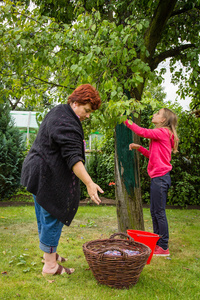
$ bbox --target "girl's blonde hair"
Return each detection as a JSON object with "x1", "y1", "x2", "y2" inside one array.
[{"x1": 161, "y1": 108, "x2": 179, "y2": 153}]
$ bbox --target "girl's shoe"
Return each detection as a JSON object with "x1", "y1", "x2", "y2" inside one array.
[
  {"x1": 154, "y1": 245, "x2": 159, "y2": 252},
  {"x1": 153, "y1": 246, "x2": 170, "y2": 256}
]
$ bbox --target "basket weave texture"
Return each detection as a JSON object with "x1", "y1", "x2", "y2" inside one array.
[{"x1": 82, "y1": 232, "x2": 151, "y2": 289}]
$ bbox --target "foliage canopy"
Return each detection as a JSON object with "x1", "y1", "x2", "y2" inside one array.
[{"x1": 0, "y1": 0, "x2": 199, "y2": 123}]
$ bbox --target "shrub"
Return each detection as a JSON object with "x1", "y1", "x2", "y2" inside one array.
[
  {"x1": 140, "y1": 107, "x2": 200, "y2": 207},
  {"x1": 80, "y1": 135, "x2": 115, "y2": 200},
  {"x1": 169, "y1": 112, "x2": 200, "y2": 206},
  {"x1": 0, "y1": 102, "x2": 26, "y2": 200}
]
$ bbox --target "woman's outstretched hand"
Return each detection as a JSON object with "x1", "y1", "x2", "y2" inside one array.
[
  {"x1": 72, "y1": 161, "x2": 104, "y2": 205},
  {"x1": 86, "y1": 182, "x2": 104, "y2": 205},
  {"x1": 129, "y1": 143, "x2": 140, "y2": 150}
]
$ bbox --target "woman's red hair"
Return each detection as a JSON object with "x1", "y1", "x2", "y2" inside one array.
[{"x1": 67, "y1": 84, "x2": 101, "y2": 110}]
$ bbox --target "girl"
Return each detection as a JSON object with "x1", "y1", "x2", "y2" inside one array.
[{"x1": 124, "y1": 108, "x2": 178, "y2": 256}]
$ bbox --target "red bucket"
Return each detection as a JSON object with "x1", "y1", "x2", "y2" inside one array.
[{"x1": 127, "y1": 230, "x2": 160, "y2": 264}]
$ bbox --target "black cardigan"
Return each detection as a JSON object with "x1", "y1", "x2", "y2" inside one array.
[{"x1": 21, "y1": 104, "x2": 85, "y2": 225}]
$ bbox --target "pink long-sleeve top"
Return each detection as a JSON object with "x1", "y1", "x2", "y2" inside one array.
[{"x1": 125, "y1": 120, "x2": 174, "y2": 178}]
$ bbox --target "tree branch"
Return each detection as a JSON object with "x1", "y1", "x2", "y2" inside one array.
[
  {"x1": 8, "y1": 96, "x2": 22, "y2": 110},
  {"x1": 150, "y1": 43, "x2": 196, "y2": 70},
  {"x1": 170, "y1": 5, "x2": 200, "y2": 17},
  {"x1": 96, "y1": 60, "x2": 112, "y2": 86},
  {"x1": 33, "y1": 76, "x2": 68, "y2": 88},
  {"x1": 143, "y1": 0, "x2": 177, "y2": 58},
  {"x1": 10, "y1": 4, "x2": 61, "y2": 32},
  {"x1": 10, "y1": 5, "x2": 43, "y2": 26},
  {"x1": 55, "y1": 47, "x2": 85, "y2": 55}
]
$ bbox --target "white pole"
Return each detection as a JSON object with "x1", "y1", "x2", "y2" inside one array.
[{"x1": 27, "y1": 112, "x2": 31, "y2": 147}]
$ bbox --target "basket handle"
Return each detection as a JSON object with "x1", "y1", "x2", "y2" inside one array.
[
  {"x1": 109, "y1": 232, "x2": 134, "y2": 241},
  {"x1": 98, "y1": 247, "x2": 128, "y2": 260}
]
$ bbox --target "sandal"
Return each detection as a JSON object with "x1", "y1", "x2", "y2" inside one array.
[
  {"x1": 41, "y1": 253, "x2": 68, "y2": 264},
  {"x1": 54, "y1": 264, "x2": 75, "y2": 275},
  {"x1": 42, "y1": 264, "x2": 75, "y2": 276}
]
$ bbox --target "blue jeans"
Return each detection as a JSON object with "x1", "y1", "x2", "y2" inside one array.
[
  {"x1": 150, "y1": 173, "x2": 171, "y2": 250},
  {"x1": 33, "y1": 195, "x2": 64, "y2": 253}
]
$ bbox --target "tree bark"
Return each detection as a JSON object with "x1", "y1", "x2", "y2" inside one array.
[
  {"x1": 114, "y1": 119, "x2": 144, "y2": 232},
  {"x1": 114, "y1": 1, "x2": 179, "y2": 233},
  {"x1": 144, "y1": 0, "x2": 177, "y2": 58}
]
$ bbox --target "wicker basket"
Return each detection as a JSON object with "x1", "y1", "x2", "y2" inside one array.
[{"x1": 82, "y1": 232, "x2": 151, "y2": 289}]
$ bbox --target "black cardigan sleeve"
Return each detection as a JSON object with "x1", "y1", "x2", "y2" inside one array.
[{"x1": 45, "y1": 105, "x2": 85, "y2": 170}]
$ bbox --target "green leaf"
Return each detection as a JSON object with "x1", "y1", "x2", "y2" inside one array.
[
  {"x1": 17, "y1": 260, "x2": 26, "y2": 265},
  {"x1": 136, "y1": 23, "x2": 143, "y2": 31},
  {"x1": 23, "y1": 267, "x2": 30, "y2": 273},
  {"x1": 70, "y1": 65, "x2": 78, "y2": 72},
  {"x1": 91, "y1": 24, "x2": 96, "y2": 31}
]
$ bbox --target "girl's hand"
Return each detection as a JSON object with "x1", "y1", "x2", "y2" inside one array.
[{"x1": 129, "y1": 143, "x2": 140, "y2": 150}]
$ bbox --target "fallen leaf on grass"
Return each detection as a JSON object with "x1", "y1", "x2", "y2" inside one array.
[
  {"x1": 183, "y1": 267, "x2": 190, "y2": 271},
  {"x1": 47, "y1": 280, "x2": 55, "y2": 283},
  {"x1": 1, "y1": 271, "x2": 8, "y2": 275},
  {"x1": 23, "y1": 267, "x2": 30, "y2": 273},
  {"x1": 21, "y1": 254, "x2": 29, "y2": 257},
  {"x1": 17, "y1": 260, "x2": 26, "y2": 265}
]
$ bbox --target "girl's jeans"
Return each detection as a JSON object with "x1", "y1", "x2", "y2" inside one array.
[
  {"x1": 150, "y1": 172, "x2": 171, "y2": 250},
  {"x1": 33, "y1": 195, "x2": 64, "y2": 253}
]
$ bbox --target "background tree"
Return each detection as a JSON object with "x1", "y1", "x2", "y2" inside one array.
[
  {"x1": 0, "y1": 101, "x2": 25, "y2": 200},
  {"x1": 0, "y1": 0, "x2": 199, "y2": 230}
]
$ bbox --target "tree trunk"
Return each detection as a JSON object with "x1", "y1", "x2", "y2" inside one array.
[{"x1": 115, "y1": 118, "x2": 144, "y2": 233}]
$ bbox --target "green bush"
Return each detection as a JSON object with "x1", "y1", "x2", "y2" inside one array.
[
  {"x1": 169, "y1": 112, "x2": 200, "y2": 206},
  {"x1": 80, "y1": 135, "x2": 115, "y2": 199},
  {"x1": 0, "y1": 103, "x2": 26, "y2": 200},
  {"x1": 140, "y1": 107, "x2": 200, "y2": 207}
]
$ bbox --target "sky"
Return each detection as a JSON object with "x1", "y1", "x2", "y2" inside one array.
[{"x1": 159, "y1": 60, "x2": 192, "y2": 111}]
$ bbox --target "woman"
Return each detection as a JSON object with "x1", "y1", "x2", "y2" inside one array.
[{"x1": 21, "y1": 84, "x2": 103, "y2": 275}]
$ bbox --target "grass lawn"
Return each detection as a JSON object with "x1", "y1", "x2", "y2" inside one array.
[{"x1": 0, "y1": 204, "x2": 199, "y2": 300}]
